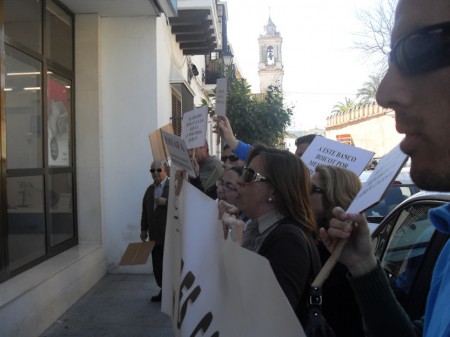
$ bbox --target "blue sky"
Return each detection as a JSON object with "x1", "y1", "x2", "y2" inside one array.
[{"x1": 225, "y1": 0, "x2": 379, "y2": 131}]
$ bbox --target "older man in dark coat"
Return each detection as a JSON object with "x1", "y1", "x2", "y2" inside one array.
[{"x1": 140, "y1": 160, "x2": 170, "y2": 302}]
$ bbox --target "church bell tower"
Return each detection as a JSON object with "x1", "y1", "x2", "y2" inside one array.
[{"x1": 258, "y1": 16, "x2": 284, "y2": 93}]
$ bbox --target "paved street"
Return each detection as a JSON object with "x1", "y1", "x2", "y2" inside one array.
[{"x1": 40, "y1": 274, "x2": 174, "y2": 337}]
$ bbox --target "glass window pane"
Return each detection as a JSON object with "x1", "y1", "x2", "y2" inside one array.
[
  {"x1": 46, "y1": 0, "x2": 73, "y2": 70},
  {"x1": 5, "y1": 46, "x2": 43, "y2": 169},
  {"x1": 4, "y1": 0, "x2": 42, "y2": 53},
  {"x1": 7, "y1": 176, "x2": 45, "y2": 270},
  {"x1": 380, "y1": 205, "x2": 435, "y2": 303},
  {"x1": 48, "y1": 74, "x2": 71, "y2": 167},
  {"x1": 48, "y1": 173, "x2": 74, "y2": 246}
]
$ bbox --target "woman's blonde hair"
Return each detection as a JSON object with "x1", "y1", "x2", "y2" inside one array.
[{"x1": 315, "y1": 164, "x2": 362, "y2": 225}]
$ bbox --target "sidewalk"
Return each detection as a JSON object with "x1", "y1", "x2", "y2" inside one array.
[{"x1": 40, "y1": 273, "x2": 174, "y2": 337}]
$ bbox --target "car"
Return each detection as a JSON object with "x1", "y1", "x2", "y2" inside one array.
[
  {"x1": 371, "y1": 191, "x2": 450, "y2": 320},
  {"x1": 360, "y1": 169, "x2": 421, "y2": 232}
]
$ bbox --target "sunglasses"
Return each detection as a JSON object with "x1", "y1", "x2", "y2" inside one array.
[
  {"x1": 216, "y1": 179, "x2": 237, "y2": 192},
  {"x1": 389, "y1": 21, "x2": 450, "y2": 75},
  {"x1": 311, "y1": 185, "x2": 324, "y2": 194},
  {"x1": 221, "y1": 155, "x2": 240, "y2": 162},
  {"x1": 242, "y1": 167, "x2": 270, "y2": 184},
  {"x1": 150, "y1": 168, "x2": 163, "y2": 173}
]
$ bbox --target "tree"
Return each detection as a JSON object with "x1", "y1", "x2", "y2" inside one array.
[
  {"x1": 209, "y1": 79, "x2": 293, "y2": 147},
  {"x1": 357, "y1": 73, "x2": 383, "y2": 104},
  {"x1": 354, "y1": 0, "x2": 397, "y2": 99},
  {"x1": 332, "y1": 97, "x2": 356, "y2": 114},
  {"x1": 354, "y1": 0, "x2": 397, "y2": 70}
]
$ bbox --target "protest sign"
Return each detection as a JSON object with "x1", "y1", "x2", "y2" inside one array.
[
  {"x1": 215, "y1": 78, "x2": 228, "y2": 116},
  {"x1": 347, "y1": 144, "x2": 408, "y2": 213},
  {"x1": 162, "y1": 178, "x2": 305, "y2": 337},
  {"x1": 148, "y1": 123, "x2": 173, "y2": 162},
  {"x1": 181, "y1": 106, "x2": 208, "y2": 149},
  {"x1": 161, "y1": 130, "x2": 196, "y2": 177},
  {"x1": 301, "y1": 136, "x2": 375, "y2": 175}
]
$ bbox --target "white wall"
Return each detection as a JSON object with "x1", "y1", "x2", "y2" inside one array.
[
  {"x1": 326, "y1": 114, "x2": 403, "y2": 157},
  {"x1": 100, "y1": 16, "x2": 162, "y2": 273}
]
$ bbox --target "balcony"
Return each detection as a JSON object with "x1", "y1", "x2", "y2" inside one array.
[
  {"x1": 169, "y1": 0, "x2": 219, "y2": 55},
  {"x1": 204, "y1": 57, "x2": 222, "y2": 85}
]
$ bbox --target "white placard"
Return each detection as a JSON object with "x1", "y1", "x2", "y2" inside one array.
[
  {"x1": 347, "y1": 144, "x2": 408, "y2": 213},
  {"x1": 162, "y1": 180, "x2": 305, "y2": 337},
  {"x1": 215, "y1": 78, "x2": 228, "y2": 116},
  {"x1": 301, "y1": 136, "x2": 375, "y2": 176},
  {"x1": 181, "y1": 106, "x2": 208, "y2": 149},
  {"x1": 161, "y1": 131, "x2": 196, "y2": 177}
]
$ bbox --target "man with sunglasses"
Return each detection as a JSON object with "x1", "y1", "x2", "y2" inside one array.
[
  {"x1": 221, "y1": 144, "x2": 245, "y2": 166},
  {"x1": 320, "y1": 1, "x2": 450, "y2": 336},
  {"x1": 140, "y1": 160, "x2": 170, "y2": 302}
]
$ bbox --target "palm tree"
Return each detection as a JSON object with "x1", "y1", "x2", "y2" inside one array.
[
  {"x1": 357, "y1": 73, "x2": 383, "y2": 104},
  {"x1": 332, "y1": 97, "x2": 356, "y2": 113}
]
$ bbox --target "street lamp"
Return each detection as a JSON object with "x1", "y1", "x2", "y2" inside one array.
[{"x1": 222, "y1": 45, "x2": 234, "y2": 78}]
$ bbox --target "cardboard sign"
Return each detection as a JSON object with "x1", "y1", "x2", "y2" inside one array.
[
  {"x1": 215, "y1": 78, "x2": 228, "y2": 116},
  {"x1": 181, "y1": 106, "x2": 208, "y2": 149},
  {"x1": 149, "y1": 123, "x2": 173, "y2": 162},
  {"x1": 161, "y1": 130, "x2": 196, "y2": 177},
  {"x1": 347, "y1": 144, "x2": 408, "y2": 213},
  {"x1": 162, "y1": 181, "x2": 305, "y2": 337},
  {"x1": 119, "y1": 241, "x2": 155, "y2": 265},
  {"x1": 301, "y1": 136, "x2": 374, "y2": 176}
]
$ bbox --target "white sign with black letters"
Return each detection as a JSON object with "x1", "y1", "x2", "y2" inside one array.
[
  {"x1": 301, "y1": 136, "x2": 375, "y2": 176},
  {"x1": 347, "y1": 144, "x2": 408, "y2": 213},
  {"x1": 161, "y1": 130, "x2": 195, "y2": 177},
  {"x1": 215, "y1": 78, "x2": 228, "y2": 117},
  {"x1": 181, "y1": 106, "x2": 208, "y2": 149}
]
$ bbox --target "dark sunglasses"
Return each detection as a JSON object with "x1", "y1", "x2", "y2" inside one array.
[
  {"x1": 389, "y1": 21, "x2": 450, "y2": 75},
  {"x1": 150, "y1": 168, "x2": 163, "y2": 173},
  {"x1": 221, "y1": 155, "x2": 239, "y2": 162},
  {"x1": 242, "y1": 167, "x2": 270, "y2": 184},
  {"x1": 311, "y1": 185, "x2": 324, "y2": 194}
]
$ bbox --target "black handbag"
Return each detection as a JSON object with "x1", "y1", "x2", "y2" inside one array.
[{"x1": 302, "y1": 232, "x2": 337, "y2": 337}]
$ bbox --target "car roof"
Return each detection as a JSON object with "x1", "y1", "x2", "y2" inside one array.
[
  {"x1": 359, "y1": 169, "x2": 415, "y2": 185},
  {"x1": 399, "y1": 190, "x2": 450, "y2": 203},
  {"x1": 370, "y1": 190, "x2": 450, "y2": 234},
  {"x1": 380, "y1": 190, "x2": 450, "y2": 219}
]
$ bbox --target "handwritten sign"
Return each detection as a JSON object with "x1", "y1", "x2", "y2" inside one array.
[
  {"x1": 215, "y1": 78, "x2": 228, "y2": 116},
  {"x1": 301, "y1": 136, "x2": 374, "y2": 176},
  {"x1": 161, "y1": 130, "x2": 196, "y2": 177},
  {"x1": 347, "y1": 144, "x2": 408, "y2": 213},
  {"x1": 181, "y1": 107, "x2": 208, "y2": 149}
]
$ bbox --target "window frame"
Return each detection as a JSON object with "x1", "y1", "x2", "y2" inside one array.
[{"x1": 0, "y1": 0, "x2": 77, "y2": 283}]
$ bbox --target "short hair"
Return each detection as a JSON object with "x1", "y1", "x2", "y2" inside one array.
[
  {"x1": 151, "y1": 160, "x2": 169, "y2": 170},
  {"x1": 247, "y1": 144, "x2": 317, "y2": 234},
  {"x1": 314, "y1": 164, "x2": 362, "y2": 224},
  {"x1": 295, "y1": 134, "x2": 319, "y2": 146}
]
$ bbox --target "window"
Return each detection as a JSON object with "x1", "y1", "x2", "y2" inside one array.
[
  {"x1": 267, "y1": 46, "x2": 275, "y2": 65},
  {"x1": 171, "y1": 89, "x2": 182, "y2": 136},
  {"x1": 373, "y1": 204, "x2": 436, "y2": 305},
  {"x1": 1, "y1": 0, "x2": 76, "y2": 282}
]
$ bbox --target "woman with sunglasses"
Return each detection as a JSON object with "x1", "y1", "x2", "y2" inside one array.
[
  {"x1": 221, "y1": 144, "x2": 319, "y2": 325},
  {"x1": 310, "y1": 165, "x2": 364, "y2": 337}
]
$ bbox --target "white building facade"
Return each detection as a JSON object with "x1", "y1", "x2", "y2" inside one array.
[{"x1": 0, "y1": 1, "x2": 226, "y2": 336}]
